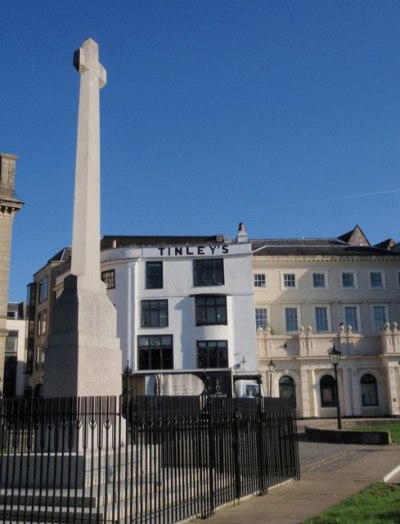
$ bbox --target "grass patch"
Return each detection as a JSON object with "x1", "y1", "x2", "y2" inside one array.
[
  {"x1": 304, "y1": 481, "x2": 400, "y2": 523},
  {"x1": 353, "y1": 423, "x2": 400, "y2": 443}
]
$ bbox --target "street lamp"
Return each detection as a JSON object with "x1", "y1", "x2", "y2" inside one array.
[
  {"x1": 329, "y1": 345, "x2": 342, "y2": 430},
  {"x1": 267, "y1": 359, "x2": 276, "y2": 397}
]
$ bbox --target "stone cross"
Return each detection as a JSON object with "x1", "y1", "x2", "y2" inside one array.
[
  {"x1": 43, "y1": 39, "x2": 122, "y2": 398},
  {"x1": 71, "y1": 39, "x2": 107, "y2": 292}
]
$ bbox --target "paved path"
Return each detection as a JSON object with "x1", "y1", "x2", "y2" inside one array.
[{"x1": 192, "y1": 423, "x2": 400, "y2": 523}]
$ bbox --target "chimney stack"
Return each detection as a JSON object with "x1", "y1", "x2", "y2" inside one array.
[{"x1": 0, "y1": 153, "x2": 18, "y2": 200}]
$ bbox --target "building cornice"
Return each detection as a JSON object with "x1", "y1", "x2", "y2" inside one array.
[
  {"x1": 0, "y1": 198, "x2": 24, "y2": 217},
  {"x1": 252, "y1": 254, "x2": 400, "y2": 263}
]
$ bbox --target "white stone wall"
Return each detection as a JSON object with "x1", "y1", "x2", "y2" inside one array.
[
  {"x1": 254, "y1": 254, "x2": 400, "y2": 417},
  {"x1": 101, "y1": 241, "x2": 258, "y2": 375}
]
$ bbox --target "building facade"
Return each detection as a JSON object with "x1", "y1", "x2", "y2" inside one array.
[
  {"x1": 25, "y1": 224, "x2": 400, "y2": 416},
  {"x1": 0, "y1": 153, "x2": 23, "y2": 395},
  {"x1": 253, "y1": 226, "x2": 400, "y2": 418},
  {"x1": 100, "y1": 231, "x2": 257, "y2": 394},
  {"x1": 26, "y1": 229, "x2": 258, "y2": 396},
  {"x1": 25, "y1": 248, "x2": 71, "y2": 396}
]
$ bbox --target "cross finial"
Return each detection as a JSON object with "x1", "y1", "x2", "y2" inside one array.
[{"x1": 73, "y1": 38, "x2": 107, "y2": 88}]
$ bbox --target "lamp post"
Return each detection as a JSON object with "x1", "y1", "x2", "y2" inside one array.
[
  {"x1": 267, "y1": 359, "x2": 276, "y2": 397},
  {"x1": 122, "y1": 361, "x2": 132, "y2": 423},
  {"x1": 329, "y1": 345, "x2": 342, "y2": 430}
]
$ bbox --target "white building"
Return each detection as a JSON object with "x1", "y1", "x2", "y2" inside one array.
[
  {"x1": 26, "y1": 227, "x2": 259, "y2": 396},
  {"x1": 253, "y1": 226, "x2": 400, "y2": 418},
  {"x1": 26, "y1": 223, "x2": 400, "y2": 415},
  {"x1": 100, "y1": 227, "x2": 258, "y2": 395}
]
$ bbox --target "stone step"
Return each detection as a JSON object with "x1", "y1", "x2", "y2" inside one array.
[
  {"x1": 0, "y1": 508, "x2": 105, "y2": 523},
  {"x1": 0, "y1": 468, "x2": 215, "y2": 522}
]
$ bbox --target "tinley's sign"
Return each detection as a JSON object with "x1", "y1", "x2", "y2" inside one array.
[{"x1": 158, "y1": 245, "x2": 230, "y2": 256}]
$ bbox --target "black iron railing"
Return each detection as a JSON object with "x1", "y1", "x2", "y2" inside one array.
[{"x1": 0, "y1": 394, "x2": 299, "y2": 523}]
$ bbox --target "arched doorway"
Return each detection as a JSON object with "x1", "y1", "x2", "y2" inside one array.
[
  {"x1": 279, "y1": 375, "x2": 296, "y2": 406},
  {"x1": 320, "y1": 375, "x2": 336, "y2": 407}
]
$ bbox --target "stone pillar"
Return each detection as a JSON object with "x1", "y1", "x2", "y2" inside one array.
[
  {"x1": 309, "y1": 368, "x2": 319, "y2": 417},
  {"x1": 299, "y1": 366, "x2": 312, "y2": 418},
  {"x1": 0, "y1": 154, "x2": 23, "y2": 394},
  {"x1": 44, "y1": 40, "x2": 122, "y2": 398},
  {"x1": 386, "y1": 362, "x2": 400, "y2": 416},
  {"x1": 341, "y1": 366, "x2": 351, "y2": 417},
  {"x1": 349, "y1": 366, "x2": 362, "y2": 416}
]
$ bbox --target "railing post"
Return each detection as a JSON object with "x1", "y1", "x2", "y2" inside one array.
[
  {"x1": 291, "y1": 398, "x2": 301, "y2": 481},
  {"x1": 233, "y1": 404, "x2": 241, "y2": 499},
  {"x1": 207, "y1": 395, "x2": 216, "y2": 517},
  {"x1": 257, "y1": 397, "x2": 267, "y2": 495}
]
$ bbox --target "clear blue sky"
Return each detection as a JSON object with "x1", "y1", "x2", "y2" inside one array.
[{"x1": 2, "y1": 0, "x2": 400, "y2": 301}]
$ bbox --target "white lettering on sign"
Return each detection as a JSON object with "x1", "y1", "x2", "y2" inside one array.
[{"x1": 158, "y1": 245, "x2": 230, "y2": 256}]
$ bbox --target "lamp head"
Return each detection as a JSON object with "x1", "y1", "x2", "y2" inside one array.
[{"x1": 329, "y1": 345, "x2": 342, "y2": 366}]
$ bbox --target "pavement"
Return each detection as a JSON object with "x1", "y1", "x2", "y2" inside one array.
[{"x1": 191, "y1": 418, "x2": 400, "y2": 523}]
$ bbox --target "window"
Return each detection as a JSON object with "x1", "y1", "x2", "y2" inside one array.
[
  {"x1": 255, "y1": 308, "x2": 268, "y2": 330},
  {"x1": 3, "y1": 354, "x2": 17, "y2": 398},
  {"x1": 5, "y1": 331, "x2": 18, "y2": 353},
  {"x1": 35, "y1": 345, "x2": 41, "y2": 371},
  {"x1": 39, "y1": 276, "x2": 48, "y2": 303},
  {"x1": 320, "y1": 375, "x2": 336, "y2": 407},
  {"x1": 315, "y1": 307, "x2": 329, "y2": 332},
  {"x1": 42, "y1": 310, "x2": 47, "y2": 335},
  {"x1": 195, "y1": 295, "x2": 227, "y2": 325},
  {"x1": 101, "y1": 269, "x2": 115, "y2": 289},
  {"x1": 283, "y1": 273, "x2": 296, "y2": 289},
  {"x1": 141, "y1": 300, "x2": 168, "y2": 328},
  {"x1": 197, "y1": 340, "x2": 228, "y2": 368},
  {"x1": 284, "y1": 307, "x2": 298, "y2": 332},
  {"x1": 193, "y1": 259, "x2": 224, "y2": 286},
  {"x1": 146, "y1": 261, "x2": 163, "y2": 289},
  {"x1": 372, "y1": 305, "x2": 387, "y2": 332},
  {"x1": 279, "y1": 376, "x2": 296, "y2": 404},
  {"x1": 342, "y1": 272, "x2": 356, "y2": 289},
  {"x1": 344, "y1": 306, "x2": 359, "y2": 331},
  {"x1": 312, "y1": 273, "x2": 326, "y2": 288},
  {"x1": 36, "y1": 311, "x2": 48, "y2": 336},
  {"x1": 361, "y1": 374, "x2": 378, "y2": 406},
  {"x1": 370, "y1": 271, "x2": 384, "y2": 289},
  {"x1": 138, "y1": 335, "x2": 173, "y2": 370},
  {"x1": 254, "y1": 274, "x2": 266, "y2": 288}
]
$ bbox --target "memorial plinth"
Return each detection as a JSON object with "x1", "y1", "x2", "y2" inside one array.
[{"x1": 44, "y1": 275, "x2": 121, "y2": 397}]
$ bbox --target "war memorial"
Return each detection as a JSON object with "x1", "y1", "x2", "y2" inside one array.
[{"x1": 0, "y1": 39, "x2": 299, "y2": 522}]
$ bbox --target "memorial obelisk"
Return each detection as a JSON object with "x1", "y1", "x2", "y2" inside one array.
[{"x1": 44, "y1": 39, "x2": 122, "y2": 397}]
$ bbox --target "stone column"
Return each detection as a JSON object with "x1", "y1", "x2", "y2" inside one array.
[
  {"x1": 44, "y1": 40, "x2": 122, "y2": 398},
  {"x1": 0, "y1": 154, "x2": 23, "y2": 395},
  {"x1": 386, "y1": 362, "x2": 400, "y2": 416},
  {"x1": 349, "y1": 366, "x2": 362, "y2": 416},
  {"x1": 71, "y1": 40, "x2": 106, "y2": 293},
  {"x1": 299, "y1": 366, "x2": 312, "y2": 418}
]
